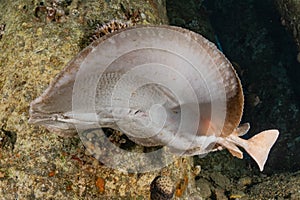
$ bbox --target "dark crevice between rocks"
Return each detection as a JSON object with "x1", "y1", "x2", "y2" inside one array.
[{"x1": 0, "y1": 127, "x2": 17, "y2": 151}]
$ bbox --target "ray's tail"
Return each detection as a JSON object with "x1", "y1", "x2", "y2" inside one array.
[{"x1": 240, "y1": 129, "x2": 279, "y2": 171}]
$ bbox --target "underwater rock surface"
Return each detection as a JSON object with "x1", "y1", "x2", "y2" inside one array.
[
  {"x1": 276, "y1": 0, "x2": 300, "y2": 103},
  {"x1": 0, "y1": 0, "x2": 198, "y2": 199}
]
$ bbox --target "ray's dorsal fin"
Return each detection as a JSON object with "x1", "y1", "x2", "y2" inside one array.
[{"x1": 235, "y1": 123, "x2": 250, "y2": 136}]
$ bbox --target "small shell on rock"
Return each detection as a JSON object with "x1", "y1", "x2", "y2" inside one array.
[
  {"x1": 0, "y1": 24, "x2": 5, "y2": 40},
  {"x1": 150, "y1": 176, "x2": 175, "y2": 200},
  {"x1": 192, "y1": 165, "x2": 201, "y2": 176}
]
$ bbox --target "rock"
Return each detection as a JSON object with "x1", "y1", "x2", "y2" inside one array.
[
  {"x1": 276, "y1": 0, "x2": 300, "y2": 49},
  {"x1": 209, "y1": 172, "x2": 231, "y2": 189},
  {"x1": 213, "y1": 187, "x2": 227, "y2": 200},
  {"x1": 229, "y1": 189, "x2": 246, "y2": 199},
  {"x1": 237, "y1": 176, "x2": 252, "y2": 187},
  {"x1": 196, "y1": 178, "x2": 212, "y2": 198}
]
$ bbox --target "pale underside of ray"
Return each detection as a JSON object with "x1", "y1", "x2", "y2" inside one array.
[
  {"x1": 29, "y1": 25, "x2": 242, "y2": 138},
  {"x1": 28, "y1": 25, "x2": 280, "y2": 171}
]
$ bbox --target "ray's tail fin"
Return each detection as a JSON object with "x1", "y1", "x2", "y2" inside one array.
[{"x1": 243, "y1": 129, "x2": 279, "y2": 171}]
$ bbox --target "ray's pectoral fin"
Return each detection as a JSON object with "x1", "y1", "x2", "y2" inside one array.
[
  {"x1": 225, "y1": 129, "x2": 279, "y2": 171},
  {"x1": 217, "y1": 139, "x2": 244, "y2": 159},
  {"x1": 212, "y1": 123, "x2": 250, "y2": 154}
]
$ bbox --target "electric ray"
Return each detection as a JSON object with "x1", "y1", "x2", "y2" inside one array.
[{"x1": 29, "y1": 25, "x2": 279, "y2": 171}]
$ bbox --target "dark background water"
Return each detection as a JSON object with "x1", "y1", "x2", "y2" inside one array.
[
  {"x1": 204, "y1": 0, "x2": 300, "y2": 102},
  {"x1": 167, "y1": 0, "x2": 300, "y2": 172}
]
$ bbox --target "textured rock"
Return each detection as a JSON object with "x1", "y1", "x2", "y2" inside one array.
[
  {"x1": 276, "y1": 0, "x2": 300, "y2": 49},
  {"x1": 209, "y1": 172, "x2": 230, "y2": 189},
  {"x1": 195, "y1": 178, "x2": 212, "y2": 198},
  {"x1": 0, "y1": 0, "x2": 197, "y2": 199}
]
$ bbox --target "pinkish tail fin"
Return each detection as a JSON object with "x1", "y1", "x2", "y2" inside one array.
[{"x1": 244, "y1": 129, "x2": 279, "y2": 171}]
